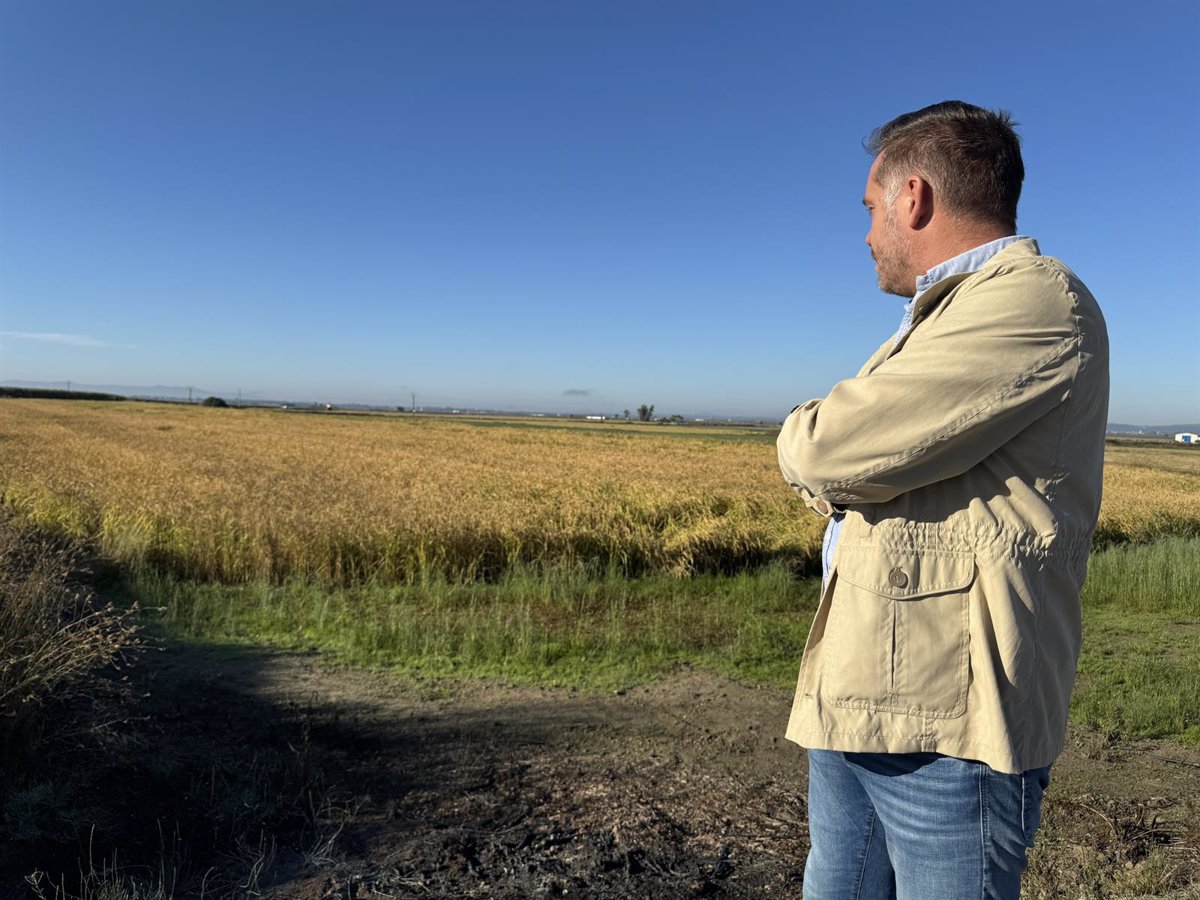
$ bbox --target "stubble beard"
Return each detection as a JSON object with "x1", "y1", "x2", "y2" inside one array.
[{"x1": 874, "y1": 211, "x2": 917, "y2": 298}]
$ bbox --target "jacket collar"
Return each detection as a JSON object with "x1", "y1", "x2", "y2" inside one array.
[
  {"x1": 915, "y1": 237, "x2": 1041, "y2": 319},
  {"x1": 885, "y1": 237, "x2": 1042, "y2": 359}
]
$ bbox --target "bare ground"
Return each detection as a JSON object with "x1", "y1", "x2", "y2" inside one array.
[{"x1": 6, "y1": 644, "x2": 1200, "y2": 899}]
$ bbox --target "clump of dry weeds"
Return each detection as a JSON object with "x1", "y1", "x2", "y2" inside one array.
[
  {"x1": 0, "y1": 512, "x2": 142, "y2": 774},
  {"x1": 1024, "y1": 793, "x2": 1200, "y2": 899}
]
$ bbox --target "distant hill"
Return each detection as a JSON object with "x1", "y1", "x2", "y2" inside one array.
[
  {"x1": 1108, "y1": 423, "x2": 1200, "y2": 435},
  {"x1": 1, "y1": 379, "x2": 210, "y2": 401},
  {"x1": 1, "y1": 381, "x2": 1194, "y2": 432}
]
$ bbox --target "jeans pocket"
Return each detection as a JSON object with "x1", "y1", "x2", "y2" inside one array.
[{"x1": 826, "y1": 545, "x2": 975, "y2": 719}]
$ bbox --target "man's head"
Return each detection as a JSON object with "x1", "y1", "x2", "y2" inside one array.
[{"x1": 862, "y1": 101, "x2": 1024, "y2": 297}]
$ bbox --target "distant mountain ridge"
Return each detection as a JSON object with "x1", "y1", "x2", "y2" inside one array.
[
  {"x1": 2, "y1": 380, "x2": 1195, "y2": 431},
  {"x1": 1107, "y1": 423, "x2": 1200, "y2": 435},
  {"x1": 2, "y1": 379, "x2": 211, "y2": 400}
]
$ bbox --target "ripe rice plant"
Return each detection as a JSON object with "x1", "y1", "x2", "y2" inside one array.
[
  {"x1": 1, "y1": 400, "x2": 1196, "y2": 587},
  {"x1": 0, "y1": 400, "x2": 825, "y2": 584},
  {"x1": 1093, "y1": 441, "x2": 1200, "y2": 546}
]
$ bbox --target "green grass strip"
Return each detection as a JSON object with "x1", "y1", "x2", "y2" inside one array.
[
  {"x1": 1074, "y1": 536, "x2": 1200, "y2": 743},
  {"x1": 127, "y1": 537, "x2": 1200, "y2": 743},
  {"x1": 128, "y1": 562, "x2": 820, "y2": 691}
]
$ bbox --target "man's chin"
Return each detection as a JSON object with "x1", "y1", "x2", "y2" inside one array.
[{"x1": 877, "y1": 275, "x2": 916, "y2": 299}]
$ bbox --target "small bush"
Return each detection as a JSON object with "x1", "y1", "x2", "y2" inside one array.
[
  {"x1": 0, "y1": 515, "x2": 142, "y2": 777},
  {"x1": 199, "y1": 396, "x2": 228, "y2": 408}
]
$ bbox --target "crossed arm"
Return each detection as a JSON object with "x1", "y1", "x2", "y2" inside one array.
[{"x1": 777, "y1": 268, "x2": 1081, "y2": 509}]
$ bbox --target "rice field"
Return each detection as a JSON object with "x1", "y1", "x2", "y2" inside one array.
[
  {"x1": 0, "y1": 400, "x2": 819, "y2": 583},
  {"x1": 2, "y1": 398, "x2": 1199, "y2": 745},
  {"x1": 2, "y1": 399, "x2": 1197, "y2": 586}
]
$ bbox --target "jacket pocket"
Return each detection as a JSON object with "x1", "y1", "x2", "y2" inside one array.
[{"x1": 825, "y1": 544, "x2": 975, "y2": 719}]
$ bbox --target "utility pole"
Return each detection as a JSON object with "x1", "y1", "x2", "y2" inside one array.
[
  {"x1": 410, "y1": 392, "x2": 416, "y2": 415},
  {"x1": 66, "y1": 380, "x2": 71, "y2": 392},
  {"x1": 188, "y1": 386, "x2": 193, "y2": 404}
]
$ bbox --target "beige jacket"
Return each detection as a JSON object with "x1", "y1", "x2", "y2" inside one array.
[{"x1": 777, "y1": 238, "x2": 1108, "y2": 774}]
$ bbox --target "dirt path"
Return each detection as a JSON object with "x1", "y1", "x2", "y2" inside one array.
[
  {"x1": 147, "y1": 648, "x2": 808, "y2": 898},
  {"x1": 8, "y1": 644, "x2": 1197, "y2": 899},
  {"x1": 138, "y1": 646, "x2": 1200, "y2": 899}
]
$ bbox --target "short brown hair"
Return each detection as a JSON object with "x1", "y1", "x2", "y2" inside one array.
[{"x1": 866, "y1": 100, "x2": 1024, "y2": 231}]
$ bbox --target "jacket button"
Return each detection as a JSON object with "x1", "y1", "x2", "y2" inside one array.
[{"x1": 888, "y1": 567, "x2": 909, "y2": 589}]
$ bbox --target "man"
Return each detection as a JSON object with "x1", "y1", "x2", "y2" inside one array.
[{"x1": 776, "y1": 101, "x2": 1109, "y2": 899}]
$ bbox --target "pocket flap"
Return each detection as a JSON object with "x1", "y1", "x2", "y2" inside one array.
[{"x1": 836, "y1": 545, "x2": 975, "y2": 599}]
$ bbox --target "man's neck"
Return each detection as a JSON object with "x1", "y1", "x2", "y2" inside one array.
[
  {"x1": 912, "y1": 234, "x2": 1023, "y2": 301},
  {"x1": 915, "y1": 221, "x2": 1013, "y2": 277}
]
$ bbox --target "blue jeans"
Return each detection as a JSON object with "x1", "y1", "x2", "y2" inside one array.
[{"x1": 803, "y1": 750, "x2": 1050, "y2": 900}]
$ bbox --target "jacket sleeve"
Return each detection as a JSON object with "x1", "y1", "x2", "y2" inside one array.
[{"x1": 777, "y1": 263, "x2": 1081, "y2": 506}]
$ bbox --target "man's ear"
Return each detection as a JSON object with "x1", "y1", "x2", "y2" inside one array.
[{"x1": 906, "y1": 176, "x2": 934, "y2": 229}]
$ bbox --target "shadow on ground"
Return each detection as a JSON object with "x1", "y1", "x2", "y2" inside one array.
[
  {"x1": 4, "y1": 642, "x2": 1198, "y2": 899},
  {"x1": 2, "y1": 642, "x2": 810, "y2": 899}
]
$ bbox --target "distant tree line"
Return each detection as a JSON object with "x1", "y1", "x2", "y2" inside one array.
[{"x1": 0, "y1": 387, "x2": 126, "y2": 402}]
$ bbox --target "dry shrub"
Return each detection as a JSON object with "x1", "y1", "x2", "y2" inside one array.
[{"x1": 0, "y1": 513, "x2": 141, "y2": 772}]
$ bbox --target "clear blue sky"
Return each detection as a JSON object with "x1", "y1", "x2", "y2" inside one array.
[{"x1": 2, "y1": 1, "x2": 1197, "y2": 421}]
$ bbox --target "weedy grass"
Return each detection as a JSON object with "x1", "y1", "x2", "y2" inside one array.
[
  {"x1": 1073, "y1": 536, "x2": 1200, "y2": 743},
  {"x1": 1025, "y1": 816, "x2": 1200, "y2": 900},
  {"x1": 127, "y1": 538, "x2": 1200, "y2": 744},
  {"x1": 130, "y1": 561, "x2": 820, "y2": 690}
]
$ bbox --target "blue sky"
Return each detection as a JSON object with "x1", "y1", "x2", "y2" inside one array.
[{"x1": 1, "y1": 1, "x2": 1197, "y2": 421}]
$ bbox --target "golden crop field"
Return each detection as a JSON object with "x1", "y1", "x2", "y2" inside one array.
[{"x1": 1, "y1": 399, "x2": 1197, "y2": 586}]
